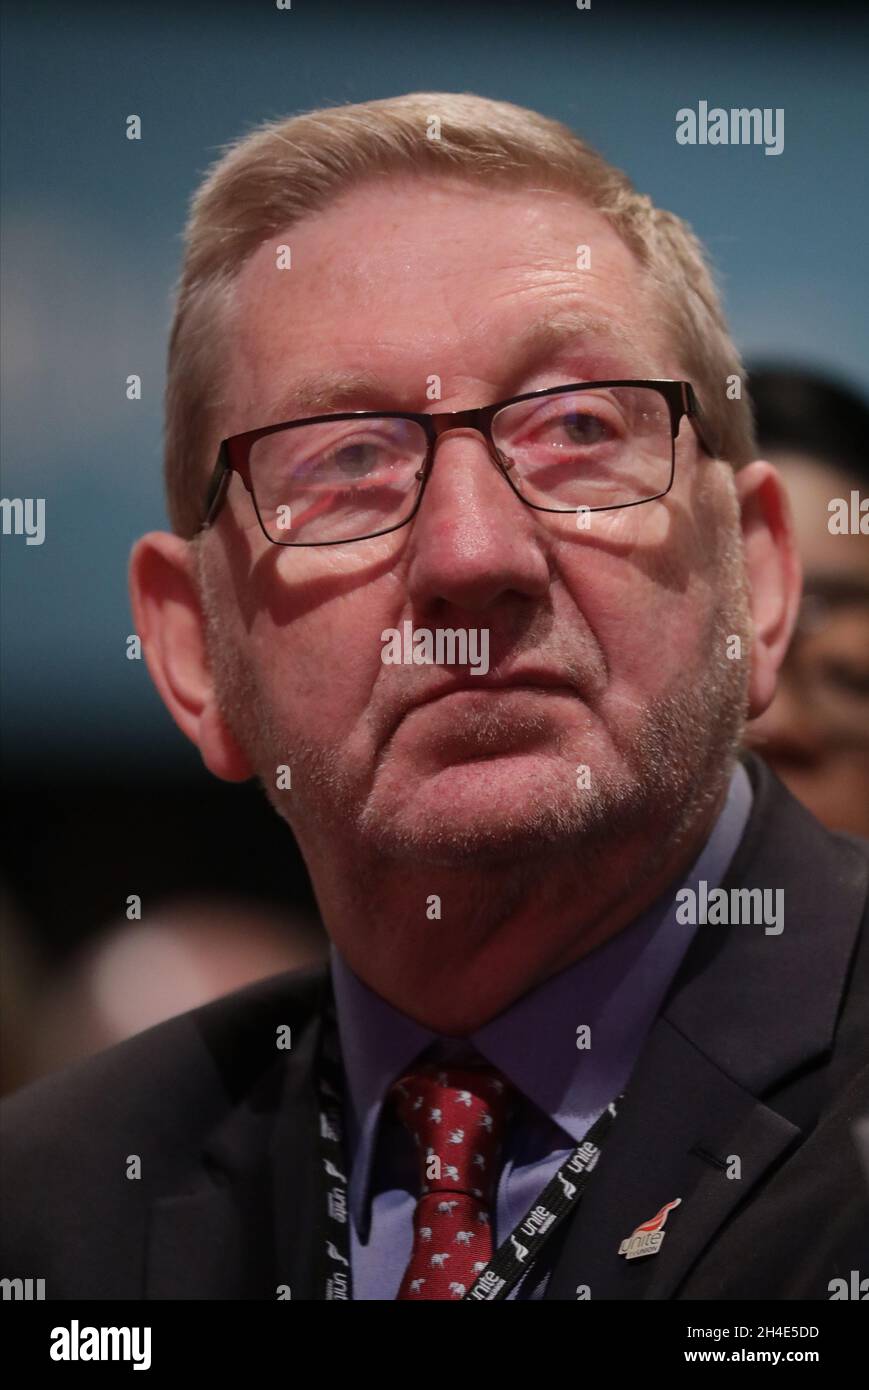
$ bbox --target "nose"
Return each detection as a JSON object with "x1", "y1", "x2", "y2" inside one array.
[{"x1": 403, "y1": 427, "x2": 551, "y2": 613}]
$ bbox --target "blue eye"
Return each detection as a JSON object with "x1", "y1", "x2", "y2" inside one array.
[
  {"x1": 331, "y1": 442, "x2": 382, "y2": 476},
  {"x1": 558, "y1": 412, "x2": 612, "y2": 446}
]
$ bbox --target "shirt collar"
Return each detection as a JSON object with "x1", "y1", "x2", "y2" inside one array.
[{"x1": 330, "y1": 759, "x2": 753, "y2": 1234}]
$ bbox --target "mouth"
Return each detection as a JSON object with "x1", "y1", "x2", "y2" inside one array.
[
  {"x1": 402, "y1": 670, "x2": 579, "y2": 723},
  {"x1": 421, "y1": 676, "x2": 573, "y2": 703}
]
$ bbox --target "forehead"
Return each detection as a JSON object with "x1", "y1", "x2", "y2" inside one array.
[{"x1": 226, "y1": 176, "x2": 668, "y2": 425}]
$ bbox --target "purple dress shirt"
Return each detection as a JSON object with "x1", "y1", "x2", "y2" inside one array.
[{"x1": 330, "y1": 759, "x2": 753, "y2": 1299}]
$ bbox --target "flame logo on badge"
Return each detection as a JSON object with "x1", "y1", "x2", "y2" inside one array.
[
  {"x1": 634, "y1": 1198, "x2": 682, "y2": 1233},
  {"x1": 618, "y1": 1198, "x2": 682, "y2": 1259}
]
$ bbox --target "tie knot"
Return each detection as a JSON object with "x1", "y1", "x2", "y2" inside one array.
[{"x1": 388, "y1": 1062, "x2": 514, "y2": 1203}]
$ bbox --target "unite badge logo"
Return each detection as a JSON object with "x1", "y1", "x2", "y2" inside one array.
[{"x1": 618, "y1": 1198, "x2": 682, "y2": 1260}]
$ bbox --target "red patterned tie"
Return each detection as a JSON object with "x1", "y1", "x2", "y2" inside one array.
[{"x1": 388, "y1": 1062, "x2": 515, "y2": 1300}]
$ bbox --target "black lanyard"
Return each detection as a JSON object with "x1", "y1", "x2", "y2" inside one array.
[{"x1": 314, "y1": 975, "x2": 622, "y2": 1301}]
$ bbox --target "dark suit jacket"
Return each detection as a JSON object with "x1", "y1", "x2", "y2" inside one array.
[{"x1": 2, "y1": 752, "x2": 868, "y2": 1300}]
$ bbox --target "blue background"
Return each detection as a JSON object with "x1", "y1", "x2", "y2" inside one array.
[{"x1": 2, "y1": 0, "x2": 868, "y2": 772}]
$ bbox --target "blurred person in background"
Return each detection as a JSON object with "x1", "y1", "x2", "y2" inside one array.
[
  {"x1": 744, "y1": 367, "x2": 869, "y2": 837},
  {"x1": 22, "y1": 896, "x2": 327, "y2": 1085}
]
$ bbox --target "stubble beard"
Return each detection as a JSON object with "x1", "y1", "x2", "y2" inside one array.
[{"x1": 197, "y1": 541, "x2": 752, "y2": 884}]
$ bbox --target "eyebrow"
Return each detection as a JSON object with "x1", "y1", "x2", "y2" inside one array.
[
  {"x1": 263, "y1": 367, "x2": 389, "y2": 422},
  {"x1": 262, "y1": 309, "x2": 649, "y2": 423},
  {"x1": 509, "y1": 309, "x2": 641, "y2": 370}
]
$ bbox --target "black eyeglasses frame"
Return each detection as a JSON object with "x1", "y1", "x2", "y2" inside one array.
[{"x1": 199, "y1": 378, "x2": 717, "y2": 547}]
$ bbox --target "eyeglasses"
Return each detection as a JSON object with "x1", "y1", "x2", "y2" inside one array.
[{"x1": 199, "y1": 379, "x2": 716, "y2": 547}]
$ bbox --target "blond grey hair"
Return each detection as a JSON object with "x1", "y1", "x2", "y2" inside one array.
[{"x1": 165, "y1": 91, "x2": 755, "y2": 537}]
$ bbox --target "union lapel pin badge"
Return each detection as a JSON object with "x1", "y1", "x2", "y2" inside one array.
[{"x1": 618, "y1": 1198, "x2": 682, "y2": 1259}]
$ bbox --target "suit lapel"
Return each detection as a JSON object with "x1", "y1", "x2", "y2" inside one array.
[
  {"x1": 146, "y1": 969, "x2": 329, "y2": 1300},
  {"x1": 269, "y1": 999, "x2": 329, "y2": 1301},
  {"x1": 543, "y1": 1019, "x2": 799, "y2": 1299},
  {"x1": 546, "y1": 755, "x2": 866, "y2": 1299}
]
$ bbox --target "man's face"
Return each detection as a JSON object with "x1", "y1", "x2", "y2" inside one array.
[
  {"x1": 744, "y1": 452, "x2": 869, "y2": 837},
  {"x1": 198, "y1": 176, "x2": 749, "y2": 869}
]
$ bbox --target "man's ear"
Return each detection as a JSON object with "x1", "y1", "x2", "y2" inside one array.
[
  {"x1": 128, "y1": 532, "x2": 253, "y2": 782},
  {"x1": 735, "y1": 461, "x2": 803, "y2": 720}
]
